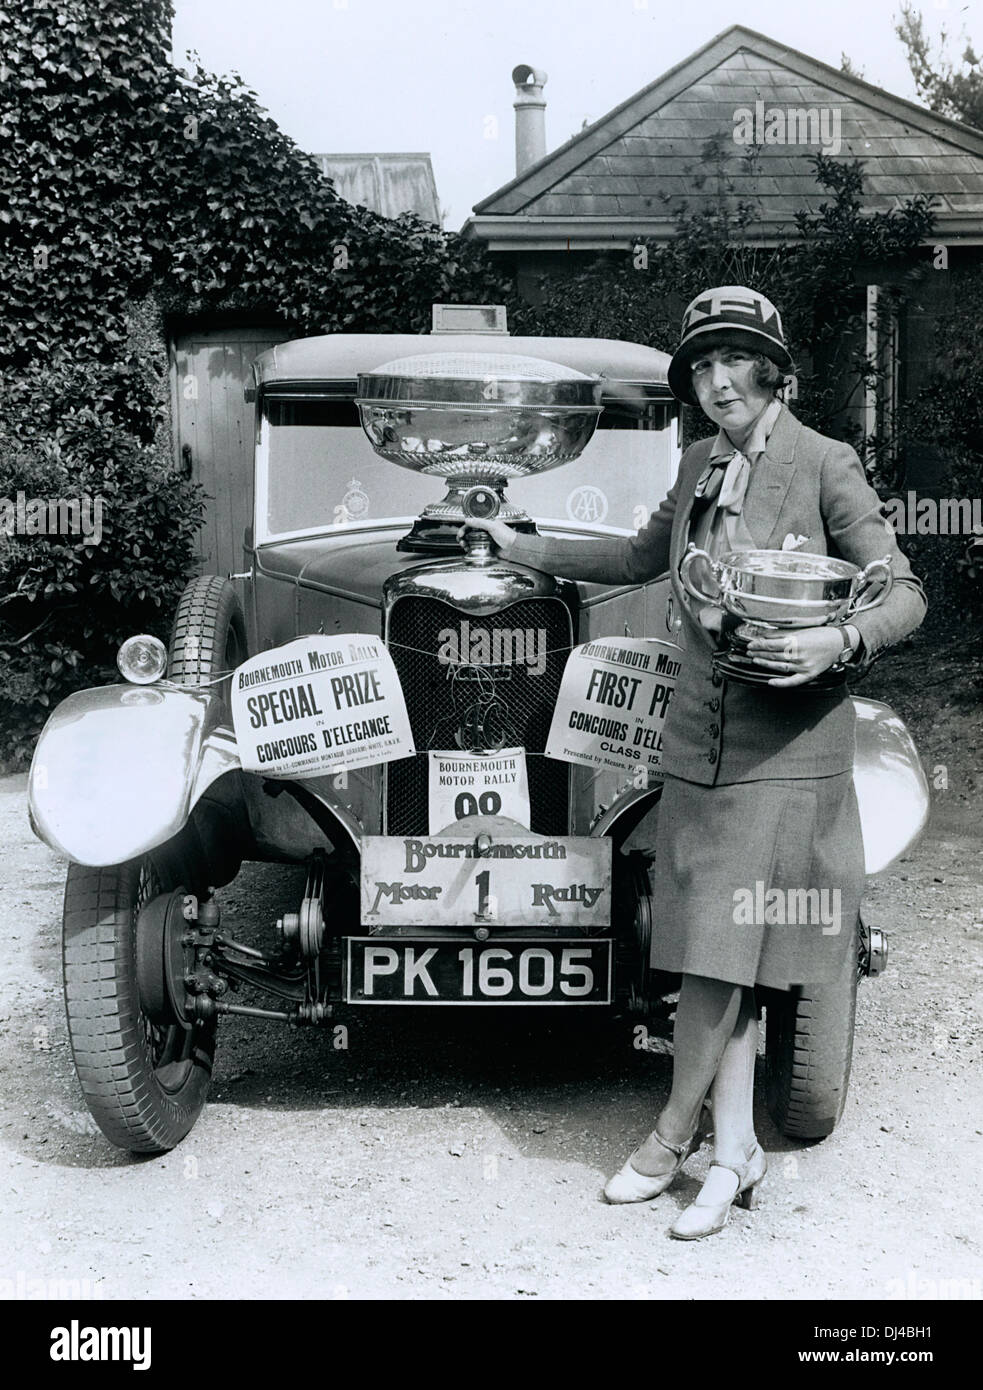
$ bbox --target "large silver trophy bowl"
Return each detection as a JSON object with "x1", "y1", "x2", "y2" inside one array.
[
  {"x1": 679, "y1": 545, "x2": 894, "y2": 687},
  {"x1": 356, "y1": 351, "x2": 603, "y2": 551}
]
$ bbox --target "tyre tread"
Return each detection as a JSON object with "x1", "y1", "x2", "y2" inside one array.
[
  {"x1": 764, "y1": 942, "x2": 859, "y2": 1140},
  {"x1": 63, "y1": 861, "x2": 214, "y2": 1154}
]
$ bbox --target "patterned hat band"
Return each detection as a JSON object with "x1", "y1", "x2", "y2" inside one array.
[{"x1": 667, "y1": 286, "x2": 794, "y2": 405}]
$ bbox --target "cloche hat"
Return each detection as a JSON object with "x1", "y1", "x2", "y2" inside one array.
[{"x1": 667, "y1": 285, "x2": 794, "y2": 406}]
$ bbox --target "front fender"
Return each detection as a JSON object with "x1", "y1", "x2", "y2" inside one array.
[
  {"x1": 28, "y1": 684, "x2": 241, "y2": 867},
  {"x1": 591, "y1": 697, "x2": 929, "y2": 876},
  {"x1": 852, "y1": 696, "x2": 930, "y2": 874}
]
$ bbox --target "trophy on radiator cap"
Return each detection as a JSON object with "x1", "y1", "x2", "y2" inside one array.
[
  {"x1": 678, "y1": 545, "x2": 894, "y2": 688},
  {"x1": 355, "y1": 351, "x2": 603, "y2": 553}
]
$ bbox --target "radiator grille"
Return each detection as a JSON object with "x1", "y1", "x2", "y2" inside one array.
[{"x1": 386, "y1": 596, "x2": 572, "y2": 836}]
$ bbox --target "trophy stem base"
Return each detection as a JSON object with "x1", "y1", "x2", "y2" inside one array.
[{"x1": 396, "y1": 517, "x2": 538, "y2": 554}]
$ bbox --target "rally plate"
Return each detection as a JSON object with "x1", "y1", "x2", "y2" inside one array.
[
  {"x1": 345, "y1": 938, "x2": 613, "y2": 1005},
  {"x1": 360, "y1": 834, "x2": 612, "y2": 928}
]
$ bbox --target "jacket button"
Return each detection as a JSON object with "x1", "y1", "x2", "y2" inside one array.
[
  {"x1": 711, "y1": 671, "x2": 724, "y2": 687},
  {"x1": 707, "y1": 723, "x2": 720, "y2": 739},
  {"x1": 706, "y1": 748, "x2": 718, "y2": 764},
  {"x1": 705, "y1": 697, "x2": 720, "y2": 712}
]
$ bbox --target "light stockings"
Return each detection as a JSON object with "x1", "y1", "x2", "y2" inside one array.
[
  {"x1": 708, "y1": 985, "x2": 758, "y2": 1164},
  {"x1": 630, "y1": 973, "x2": 758, "y2": 1178}
]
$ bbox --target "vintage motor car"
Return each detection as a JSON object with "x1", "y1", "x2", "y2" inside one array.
[{"x1": 28, "y1": 304, "x2": 929, "y2": 1154}]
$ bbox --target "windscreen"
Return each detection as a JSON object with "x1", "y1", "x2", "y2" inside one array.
[{"x1": 259, "y1": 395, "x2": 676, "y2": 541}]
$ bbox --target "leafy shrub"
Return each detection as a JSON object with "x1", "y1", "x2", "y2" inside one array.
[
  {"x1": 0, "y1": 358, "x2": 204, "y2": 764},
  {"x1": 900, "y1": 266, "x2": 983, "y2": 496},
  {"x1": 895, "y1": 264, "x2": 983, "y2": 629}
]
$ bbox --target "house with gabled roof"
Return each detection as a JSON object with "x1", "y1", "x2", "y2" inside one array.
[
  {"x1": 465, "y1": 26, "x2": 983, "y2": 258},
  {"x1": 463, "y1": 27, "x2": 983, "y2": 485}
]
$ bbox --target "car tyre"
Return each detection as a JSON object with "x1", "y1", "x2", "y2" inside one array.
[
  {"x1": 763, "y1": 922, "x2": 858, "y2": 1139},
  {"x1": 613, "y1": 850, "x2": 654, "y2": 1015},
  {"x1": 168, "y1": 575, "x2": 247, "y2": 711},
  {"x1": 63, "y1": 857, "x2": 216, "y2": 1154}
]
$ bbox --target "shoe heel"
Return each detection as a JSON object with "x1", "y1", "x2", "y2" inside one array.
[{"x1": 737, "y1": 1180, "x2": 761, "y2": 1211}]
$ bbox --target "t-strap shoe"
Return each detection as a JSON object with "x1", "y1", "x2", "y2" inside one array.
[
  {"x1": 603, "y1": 1126, "x2": 698, "y2": 1204},
  {"x1": 668, "y1": 1143, "x2": 767, "y2": 1239}
]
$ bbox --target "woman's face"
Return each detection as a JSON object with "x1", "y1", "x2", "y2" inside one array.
[{"x1": 690, "y1": 347, "x2": 773, "y2": 438}]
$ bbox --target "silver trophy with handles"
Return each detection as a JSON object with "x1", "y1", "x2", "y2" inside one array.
[{"x1": 678, "y1": 545, "x2": 894, "y2": 687}]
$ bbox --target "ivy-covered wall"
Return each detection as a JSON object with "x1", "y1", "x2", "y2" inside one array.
[{"x1": 0, "y1": 0, "x2": 514, "y2": 764}]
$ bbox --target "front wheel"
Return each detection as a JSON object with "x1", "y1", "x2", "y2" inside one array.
[
  {"x1": 763, "y1": 924, "x2": 858, "y2": 1140},
  {"x1": 168, "y1": 575, "x2": 247, "y2": 712},
  {"x1": 63, "y1": 858, "x2": 216, "y2": 1153},
  {"x1": 613, "y1": 851, "x2": 654, "y2": 1014}
]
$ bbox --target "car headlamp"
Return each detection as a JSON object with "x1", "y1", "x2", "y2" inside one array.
[{"x1": 117, "y1": 634, "x2": 168, "y2": 685}]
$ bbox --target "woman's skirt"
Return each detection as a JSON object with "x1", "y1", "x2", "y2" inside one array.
[{"x1": 632, "y1": 771, "x2": 864, "y2": 990}]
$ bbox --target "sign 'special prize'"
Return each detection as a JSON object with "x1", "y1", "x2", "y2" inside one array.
[{"x1": 231, "y1": 635, "x2": 414, "y2": 778}]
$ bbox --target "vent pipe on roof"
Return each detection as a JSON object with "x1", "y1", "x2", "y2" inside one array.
[{"x1": 512, "y1": 65, "x2": 547, "y2": 176}]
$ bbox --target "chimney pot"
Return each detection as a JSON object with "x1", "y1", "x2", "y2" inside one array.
[{"x1": 512, "y1": 65, "x2": 547, "y2": 176}]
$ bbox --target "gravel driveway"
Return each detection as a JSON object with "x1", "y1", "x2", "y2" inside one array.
[{"x1": 1, "y1": 772, "x2": 981, "y2": 1301}]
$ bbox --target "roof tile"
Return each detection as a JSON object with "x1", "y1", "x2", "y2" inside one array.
[
  {"x1": 660, "y1": 100, "x2": 752, "y2": 122},
  {"x1": 889, "y1": 137, "x2": 947, "y2": 155},
  {"x1": 632, "y1": 119, "x2": 723, "y2": 138},
  {"x1": 714, "y1": 70, "x2": 778, "y2": 88}
]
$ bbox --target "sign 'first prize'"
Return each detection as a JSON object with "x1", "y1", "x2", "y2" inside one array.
[
  {"x1": 545, "y1": 637, "x2": 682, "y2": 778},
  {"x1": 231, "y1": 635, "x2": 414, "y2": 778}
]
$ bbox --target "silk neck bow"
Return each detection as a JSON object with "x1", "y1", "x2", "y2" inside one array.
[{"x1": 693, "y1": 449, "x2": 750, "y2": 515}]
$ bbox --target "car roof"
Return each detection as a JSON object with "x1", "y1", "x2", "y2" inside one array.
[{"x1": 251, "y1": 333, "x2": 673, "y2": 401}]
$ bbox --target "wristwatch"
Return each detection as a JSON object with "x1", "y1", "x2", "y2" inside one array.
[{"x1": 838, "y1": 624, "x2": 861, "y2": 664}]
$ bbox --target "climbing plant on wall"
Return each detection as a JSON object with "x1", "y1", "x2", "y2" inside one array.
[{"x1": 0, "y1": 0, "x2": 513, "y2": 761}]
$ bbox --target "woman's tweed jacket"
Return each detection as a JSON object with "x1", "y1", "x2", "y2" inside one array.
[{"x1": 507, "y1": 405, "x2": 927, "y2": 786}]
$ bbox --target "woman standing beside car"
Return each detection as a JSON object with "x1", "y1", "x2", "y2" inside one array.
[{"x1": 463, "y1": 287, "x2": 926, "y2": 1239}]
